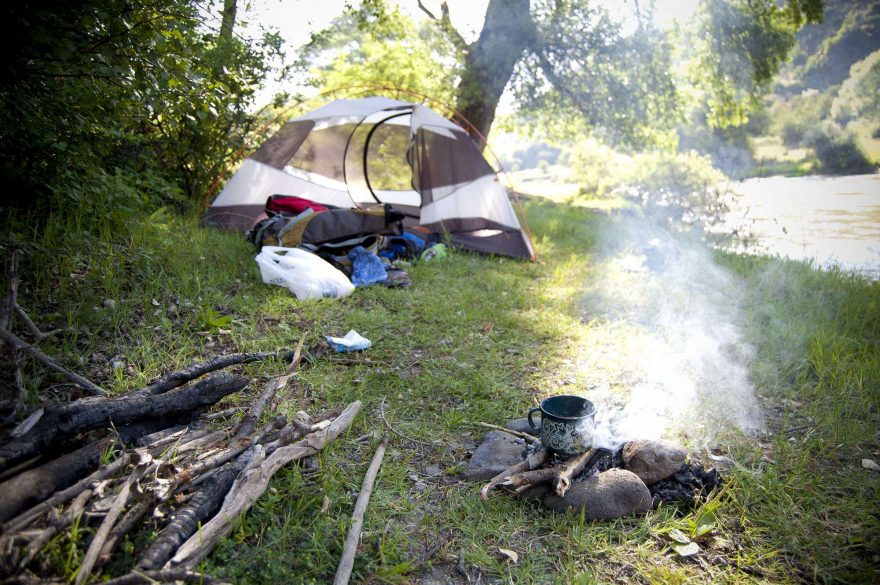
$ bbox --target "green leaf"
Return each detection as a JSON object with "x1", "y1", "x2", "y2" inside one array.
[
  {"x1": 668, "y1": 528, "x2": 691, "y2": 544},
  {"x1": 672, "y1": 542, "x2": 700, "y2": 557}
]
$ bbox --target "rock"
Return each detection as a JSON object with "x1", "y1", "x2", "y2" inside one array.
[
  {"x1": 622, "y1": 439, "x2": 687, "y2": 485},
  {"x1": 424, "y1": 465, "x2": 443, "y2": 477},
  {"x1": 543, "y1": 468, "x2": 652, "y2": 519},
  {"x1": 505, "y1": 417, "x2": 540, "y2": 436},
  {"x1": 465, "y1": 431, "x2": 528, "y2": 481}
]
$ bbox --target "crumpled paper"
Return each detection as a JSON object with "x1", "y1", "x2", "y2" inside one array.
[{"x1": 325, "y1": 329, "x2": 371, "y2": 352}]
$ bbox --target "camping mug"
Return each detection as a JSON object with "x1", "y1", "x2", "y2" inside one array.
[{"x1": 527, "y1": 395, "x2": 596, "y2": 458}]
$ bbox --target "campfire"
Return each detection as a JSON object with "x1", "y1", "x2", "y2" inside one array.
[{"x1": 468, "y1": 398, "x2": 722, "y2": 520}]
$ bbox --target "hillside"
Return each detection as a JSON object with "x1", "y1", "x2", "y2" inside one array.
[{"x1": 779, "y1": 0, "x2": 880, "y2": 93}]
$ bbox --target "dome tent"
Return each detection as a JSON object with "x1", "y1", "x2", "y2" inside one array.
[{"x1": 205, "y1": 97, "x2": 534, "y2": 259}]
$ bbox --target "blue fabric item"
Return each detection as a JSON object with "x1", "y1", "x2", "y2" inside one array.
[
  {"x1": 379, "y1": 233, "x2": 426, "y2": 260},
  {"x1": 348, "y1": 246, "x2": 388, "y2": 286},
  {"x1": 379, "y1": 244, "x2": 407, "y2": 260},
  {"x1": 400, "y1": 232, "x2": 426, "y2": 252}
]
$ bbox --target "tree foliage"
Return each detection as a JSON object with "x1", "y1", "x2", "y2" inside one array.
[
  {"x1": 295, "y1": 0, "x2": 462, "y2": 105},
  {"x1": 692, "y1": 0, "x2": 824, "y2": 127},
  {"x1": 0, "y1": 0, "x2": 281, "y2": 214},
  {"x1": 513, "y1": 1, "x2": 679, "y2": 148}
]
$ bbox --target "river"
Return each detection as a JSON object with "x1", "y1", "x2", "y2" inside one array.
[{"x1": 722, "y1": 173, "x2": 880, "y2": 278}]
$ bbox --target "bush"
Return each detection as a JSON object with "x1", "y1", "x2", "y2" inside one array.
[
  {"x1": 767, "y1": 89, "x2": 834, "y2": 147},
  {"x1": 806, "y1": 123, "x2": 876, "y2": 174},
  {"x1": 569, "y1": 139, "x2": 731, "y2": 225},
  {"x1": 620, "y1": 150, "x2": 731, "y2": 225}
]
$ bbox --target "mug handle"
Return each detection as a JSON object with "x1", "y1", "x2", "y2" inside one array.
[{"x1": 527, "y1": 407, "x2": 542, "y2": 432}]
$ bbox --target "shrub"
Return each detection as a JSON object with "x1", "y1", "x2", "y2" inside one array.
[
  {"x1": 806, "y1": 123, "x2": 876, "y2": 174},
  {"x1": 569, "y1": 139, "x2": 731, "y2": 225}
]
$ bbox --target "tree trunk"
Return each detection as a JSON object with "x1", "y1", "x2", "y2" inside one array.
[
  {"x1": 220, "y1": 0, "x2": 237, "y2": 40},
  {"x1": 454, "y1": 0, "x2": 535, "y2": 149}
]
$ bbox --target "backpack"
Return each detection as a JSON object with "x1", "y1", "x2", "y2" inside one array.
[{"x1": 249, "y1": 202, "x2": 404, "y2": 250}]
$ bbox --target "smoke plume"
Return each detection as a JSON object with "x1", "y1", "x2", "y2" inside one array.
[{"x1": 578, "y1": 216, "x2": 763, "y2": 450}]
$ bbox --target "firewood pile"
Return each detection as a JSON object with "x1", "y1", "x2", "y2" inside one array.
[{"x1": 0, "y1": 330, "x2": 363, "y2": 584}]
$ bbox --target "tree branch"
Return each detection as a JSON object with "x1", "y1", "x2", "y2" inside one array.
[
  {"x1": 0, "y1": 326, "x2": 106, "y2": 396},
  {"x1": 417, "y1": 1, "x2": 469, "y2": 52}
]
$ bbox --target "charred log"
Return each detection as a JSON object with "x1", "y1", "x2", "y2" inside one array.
[
  {"x1": 0, "y1": 437, "x2": 110, "y2": 523},
  {"x1": 136, "y1": 454, "x2": 251, "y2": 570},
  {"x1": 134, "y1": 351, "x2": 291, "y2": 398},
  {"x1": 0, "y1": 372, "x2": 248, "y2": 474}
]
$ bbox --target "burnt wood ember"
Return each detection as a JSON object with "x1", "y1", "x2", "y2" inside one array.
[
  {"x1": 583, "y1": 447, "x2": 625, "y2": 475},
  {"x1": 648, "y1": 462, "x2": 722, "y2": 509}
]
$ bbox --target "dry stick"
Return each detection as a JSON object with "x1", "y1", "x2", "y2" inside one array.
[
  {"x1": 170, "y1": 401, "x2": 363, "y2": 568},
  {"x1": 234, "y1": 335, "x2": 305, "y2": 440},
  {"x1": 14, "y1": 305, "x2": 60, "y2": 344},
  {"x1": 2, "y1": 453, "x2": 129, "y2": 534},
  {"x1": 14, "y1": 488, "x2": 94, "y2": 573},
  {"x1": 503, "y1": 447, "x2": 600, "y2": 497},
  {"x1": 0, "y1": 327, "x2": 106, "y2": 397},
  {"x1": 472, "y1": 421, "x2": 539, "y2": 444},
  {"x1": 333, "y1": 438, "x2": 388, "y2": 585},
  {"x1": 480, "y1": 447, "x2": 548, "y2": 501},
  {"x1": 102, "y1": 569, "x2": 230, "y2": 585},
  {"x1": 135, "y1": 350, "x2": 295, "y2": 398},
  {"x1": 74, "y1": 463, "x2": 150, "y2": 585},
  {"x1": 553, "y1": 447, "x2": 599, "y2": 497},
  {"x1": 147, "y1": 428, "x2": 212, "y2": 453},
  {"x1": 95, "y1": 496, "x2": 154, "y2": 571},
  {"x1": 187, "y1": 421, "x2": 277, "y2": 482},
  {"x1": 202, "y1": 407, "x2": 243, "y2": 421}
]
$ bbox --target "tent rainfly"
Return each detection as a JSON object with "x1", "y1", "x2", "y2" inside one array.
[{"x1": 205, "y1": 97, "x2": 534, "y2": 259}]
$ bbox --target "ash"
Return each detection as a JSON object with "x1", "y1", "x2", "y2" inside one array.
[{"x1": 648, "y1": 462, "x2": 722, "y2": 510}]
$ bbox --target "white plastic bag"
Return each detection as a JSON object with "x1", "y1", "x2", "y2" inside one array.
[{"x1": 255, "y1": 246, "x2": 354, "y2": 300}]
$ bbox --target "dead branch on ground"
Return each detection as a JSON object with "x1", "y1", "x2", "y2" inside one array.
[{"x1": 333, "y1": 437, "x2": 388, "y2": 585}]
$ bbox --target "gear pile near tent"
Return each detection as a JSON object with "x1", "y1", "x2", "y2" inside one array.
[{"x1": 205, "y1": 97, "x2": 534, "y2": 259}]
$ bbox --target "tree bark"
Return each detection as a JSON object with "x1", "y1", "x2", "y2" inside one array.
[
  {"x1": 0, "y1": 372, "x2": 248, "y2": 474},
  {"x1": 454, "y1": 0, "x2": 535, "y2": 149}
]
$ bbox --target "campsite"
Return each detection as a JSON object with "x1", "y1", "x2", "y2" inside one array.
[{"x1": 0, "y1": 1, "x2": 879, "y2": 584}]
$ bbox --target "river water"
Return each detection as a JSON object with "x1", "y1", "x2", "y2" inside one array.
[{"x1": 722, "y1": 173, "x2": 880, "y2": 278}]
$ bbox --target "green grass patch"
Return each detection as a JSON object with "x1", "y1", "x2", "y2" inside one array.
[{"x1": 3, "y1": 196, "x2": 878, "y2": 583}]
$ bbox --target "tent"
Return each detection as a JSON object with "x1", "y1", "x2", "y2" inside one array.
[{"x1": 205, "y1": 97, "x2": 534, "y2": 259}]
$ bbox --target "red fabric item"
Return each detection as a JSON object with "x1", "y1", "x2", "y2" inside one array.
[{"x1": 266, "y1": 195, "x2": 330, "y2": 215}]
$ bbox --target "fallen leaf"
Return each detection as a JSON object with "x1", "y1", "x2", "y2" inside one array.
[
  {"x1": 672, "y1": 542, "x2": 700, "y2": 557},
  {"x1": 668, "y1": 529, "x2": 691, "y2": 544},
  {"x1": 861, "y1": 458, "x2": 880, "y2": 471},
  {"x1": 498, "y1": 548, "x2": 519, "y2": 564},
  {"x1": 321, "y1": 495, "x2": 330, "y2": 513}
]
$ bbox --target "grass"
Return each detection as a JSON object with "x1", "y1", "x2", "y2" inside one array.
[{"x1": 2, "y1": 194, "x2": 879, "y2": 584}]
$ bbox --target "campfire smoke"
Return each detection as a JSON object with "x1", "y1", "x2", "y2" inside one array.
[{"x1": 578, "y1": 216, "x2": 763, "y2": 450}]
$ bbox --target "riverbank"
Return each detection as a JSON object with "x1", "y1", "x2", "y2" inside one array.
[{"x1": 2, "y1": 198, "x2": 878, "y2": 583}]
